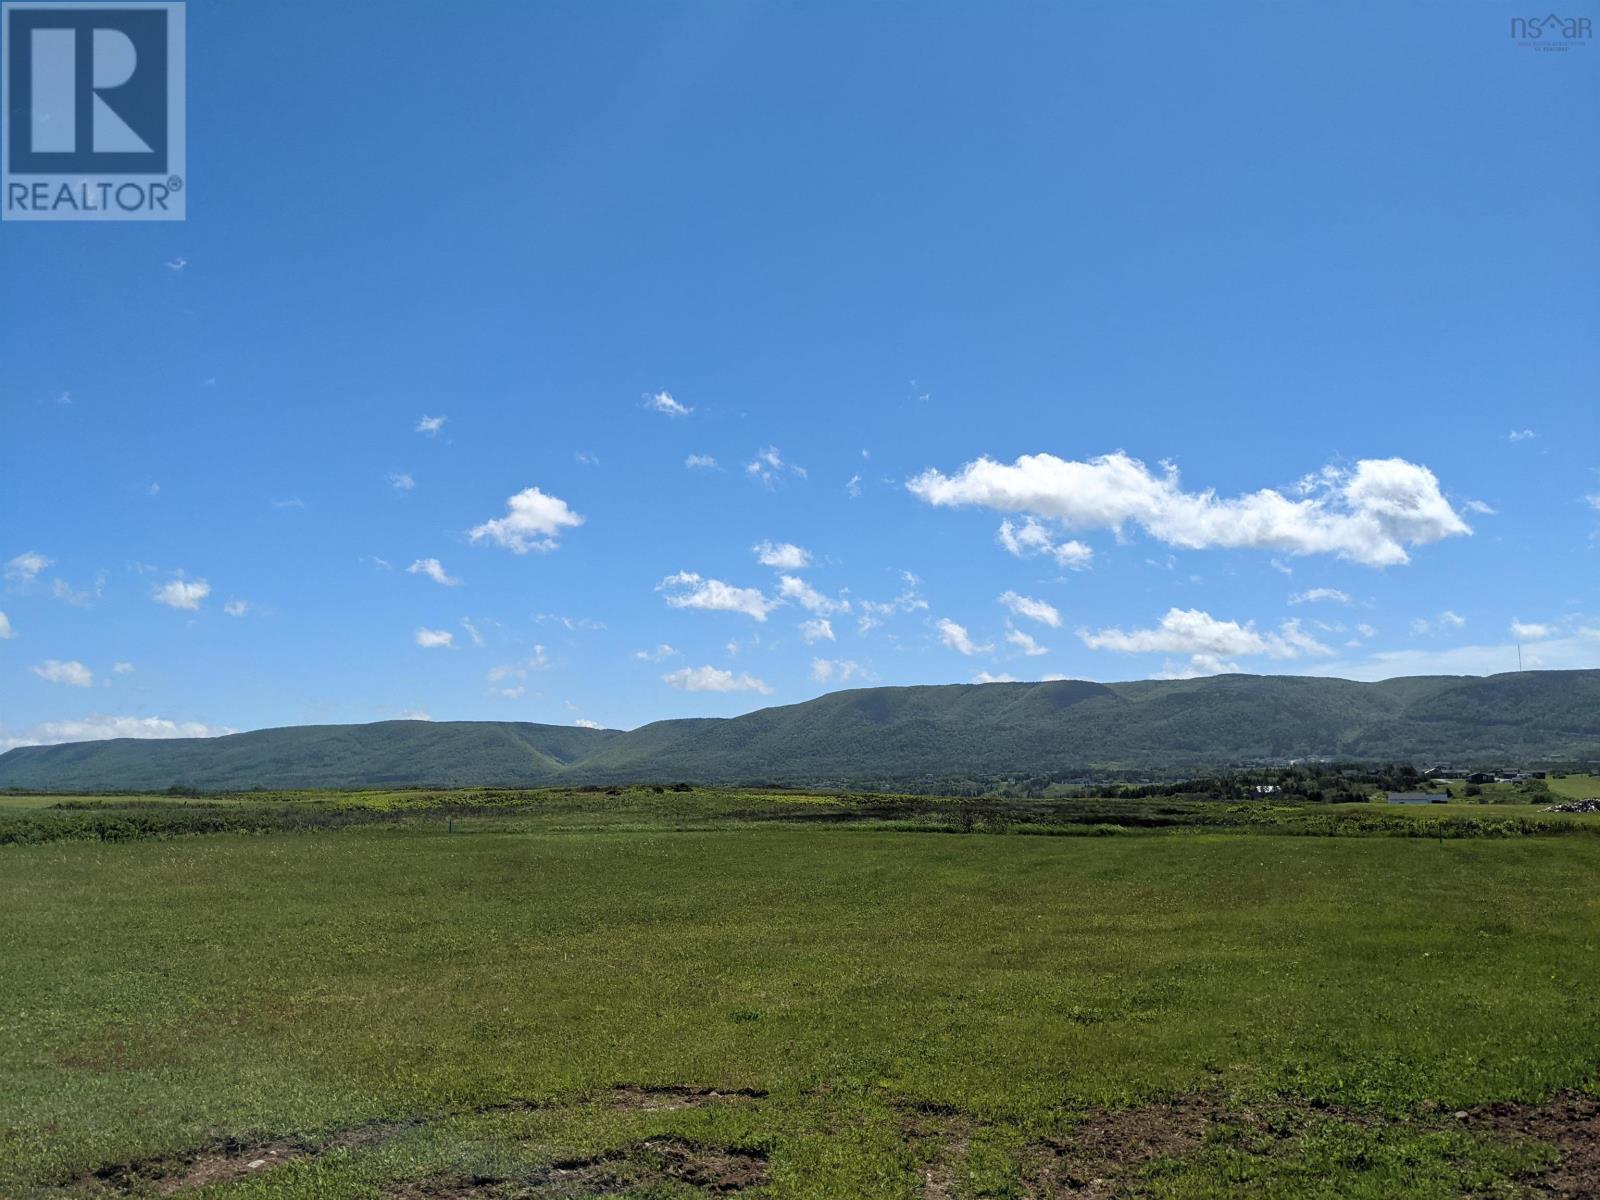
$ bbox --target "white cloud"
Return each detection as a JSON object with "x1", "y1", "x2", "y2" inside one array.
[
  {"x1": 574, "y1": 718, "x2": 604, "y2": 729},
  {"x1": 574, "y1": 451, "x2": 600, "y2": 466},
  {"x1": 646, "y1": 389, "x2": 691, "y2": 417},
  {"x1": 153, "y1": 577, "x2": 210, "y2": 610},
  {"x1": 998, "y1": 590, "x2": 1061, "y2": 628},
  {"x1": 662, "y1": 665, "x2": 773, "y2": 693},
  {"x1": 845, "y1": 473, "x2": 862, "y2": 498},
  {"x1": 31, "y1": 659, "x2": 93, "y2": 687},
  {"x1": 1080, "y1": 608, "x2": 1333, "y2": 664},
  {"x1": 1005, "y1": 628, "x2": 1049, "y2": 657},
  {"x1": 223, "y1": 599, "x2": 249, "y2": 617},
  {"x1": 460, "y1": 617, "x2": 486, "y2": 647},
  {"x1": 811, "y1": 657, "x2": 865, "y2": 684},
  {"x1": 633, "y1": 643, "x2": 679, "y2": 662},
  {"x1": 997, "y1": 517, "x2": 1094, "y2": 569},
  {"x1": 51, "y1": 577, "x2": 97, "y2": 607},
  {"x1": 777, "y1": 574, "x2": 848, "y2": 615},
  {"x1": 1, "y1": 714, "x2": 232, "y2": 750},
  {"x1": 1463, "y1": 499, "x2": 1496, "y2": 516},
  {"x1": 911, "y1": 452, "x2": 1470, "y2": 567},
  {"x1": 1289, "y1": 588, "x2": 1351, "y2": 605},
  {"x1": 746, "y1": 446, "x2": 805, "y2": 487},
  {"x1": 408, "y1": 557, "x2": 463, "y2": 587},
  {"x1": 1586, "y1": 494, "x2": 1600, "y2": 512},
  {"x1": 1507, "y1": 429, "x2": 1536, "y2": 442},
  {"x1": 1412, "y1": 610, "x2": 1467, "y2": 635},
  {"x1": 1304, "y1": 630, "x2": 1600, "y2": 681},
  {"x1": 1510, "y1": 619, "x2": 1555, "y2": 641},
  {"x1": 973, "y1": 670, "x2": 1018, "y2": 683},
  {"x1": 113, "y1": 661, "x2": 134, "y2": 673},
  {"x1": 754, "y1": 541, "x2": 811, "y2": 570},
  {"x1": 0, "y1": 611, "x2": 12, "y2": 639},
  {"x1": 416, "y1": 415, "x2": 446, "y2": 435},
  {"x1": 5, "y1": 551, "x2": 52, "y2": 585},
  {"x1": 390, "y1": 472, "x2": 415, "y2": 491},
  {"x1": 659, "y1": 572, "x2": 777, "y2": 621},
  {"x1": 685, "y1": 454, "x2": 719, "y2": 469},
  {"x1": 469, "y1": 486, "x2": 584, "y2": 553},
  {"x1": 857, "y1": 572, "x2": 928, "y2": 633},
  {"x1": 799, "y1": 617, "x2": 835, "y2": 643},
  {"x1": 415, "y1": 628, "x2": 454, "y2": 648},
  {"x1": 937, "y1": 618, "x2": 992, "y2": 656},
  {"x1": 487, "y1": 647, "x2": 549, "y2": 687}
]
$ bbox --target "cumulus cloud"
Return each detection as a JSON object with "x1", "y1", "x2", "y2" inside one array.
[
  {"x1": 910, "y1": 451, "x2": 1470, "y2": 567},
  {"x1": 633, "y1": 643, "x2": 679, "y2": 662},
  {"x1": 937, "y1": 618, "x2": 992, "y2": 656},
  {"x1": 1006, "y1": 628, "x2": 1049, "y2": 656},
  {"x1": 573, "y1": 718, "x2": 604, "y2": 729},
  {"x1": 754, "y1": 541, "x2": 811, "y2": 570},
  {"x1": 416, "y1": 415, "x2": 446, "y2": 435},
  {"x1": 685, "y1": 454, "x2": 718, "y2": 469},
  {"x1": 1080, "y1": 608, "x2": 1333, "y2": 670},
  {"x1": 5, "y1": 551, "x2": 52, "y2": 585},
  {"x1": 857, "y1": 572, "x2": 929, "y2": 633},
  {"x1": 778, "y1": 574, "x2": 848, "y2": 615},
  {"x1": 415, "y1": 627, "x2": 454, "y2": 648},
  {"x1": 1411, "y1": 610, "x2": 1467, "y2": 635},
  {"x1": 658, "y1": 572, "x2": 777, "y2": 621},
  {"x1": 31, "y1": 659, "x2": 93, "y2": 687},
  {"x1": 0, "y1": 611, "x2": 12, "y2": 639},
  {"x1": 746, "y1": 446, "x2": 805, "y2": 487},
  {"x1": 469, "y1": 486, "x2": 584, "y2": 553},
  {"x1": 408, "y1": 558, "x2": 463, "y2": 587},
  {"x1": 1289, "y1": 588, "x2": 1351, "y2": 605},
  {"x1": 997, "y1": 517, "x2": 1094, "y2": 569},
  {"x1": 487, "y1": 647, "x2": 548, "y2": 690},
  {"x1": 390, "y1": 472, "x2": 415, "y2": 491},
  {"x1": 799, "y1": 617, "x2": 835, "y2": 643},
  {"x1": 223, "y1": 599, "x2": 249, "y2": 617},
  {"x1": 646, "y1": 390, "x2": 691, "y2": 417},
  {"x1": 2, "y1": 714, "x2": 232, "y2": 750},
  {"x1": 662, "y1": 664, "x2": 772, "y2": 693},
  {"x1": 1511, "y1": 619, "x2": 1555, "y2": 641},
  {"x1": 998, "y1": 590, "x2": 1061, "y2": 627},
  {"x1": 811, "y1": 658, "x2": 865, "y2": 684},
  {"x1": 113, "y1": 661, "x2": 134, "y2": 673},
  {"x1": 153, "y1": 577, "x2": 210, "y2": 610},
  {"x1": 973, "y1": 670, "x2": 1018, "y2": 683},
  {"x1": 1507, "y1": 429, "x2": 1536, "y2": 442}
]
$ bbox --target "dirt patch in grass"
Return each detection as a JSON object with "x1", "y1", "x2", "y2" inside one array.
[
  {"x1": 1465, "y1": 1091, "x2": 1600, "y2": 1198},
  {"x1": 1022, "y1": 1095, "x2": 1223, "y2": 1199},
  {"x1": 86, "y1": 1137, "x2": 315, "y2": 1196},
  {"x1": 394, "y1": 1137, "x2": 769, "y2": 1197},
  {"x1": 79, "y1": 1087, "x2": 765, "y2": 1195}
]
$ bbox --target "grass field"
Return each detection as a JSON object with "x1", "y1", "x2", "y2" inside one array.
[{"x1": 2, "y1": 789, "x2": 1598, "y2": 1198}]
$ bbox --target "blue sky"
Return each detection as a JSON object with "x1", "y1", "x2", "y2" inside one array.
[{"x1": 2, "y1": 1, "x2": 1597, "y2": 745}]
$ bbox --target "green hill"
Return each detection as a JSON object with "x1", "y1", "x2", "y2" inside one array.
[{"x1": 2, "y1": 670, "x2": 1597, "y2": 793}]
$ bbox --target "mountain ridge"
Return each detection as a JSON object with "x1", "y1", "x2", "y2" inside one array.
[{"x1": 2, "y1": 670, "x2": 1597, "y2": 792}]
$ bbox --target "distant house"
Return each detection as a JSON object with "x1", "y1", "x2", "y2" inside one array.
[
  {"x1": 1386, "y1": 791, "x2": 1440, "y2": 804},
  {"x1": 1465, "y1": 772, "x2": 1495, "y2": 784}
]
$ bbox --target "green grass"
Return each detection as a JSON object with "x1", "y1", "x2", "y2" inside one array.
[{"x1": 3, "y1": 793, "x2": 1599, "y2": 1198}]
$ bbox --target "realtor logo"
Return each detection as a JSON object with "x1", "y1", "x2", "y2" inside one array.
[{"x1": 2, "y1": 2, "x2": 185, "y2": 220}]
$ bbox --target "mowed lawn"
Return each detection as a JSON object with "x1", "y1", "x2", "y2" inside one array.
[{"x1": 2, "y1": 827, "x2": 1598, "y2": 1197}]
